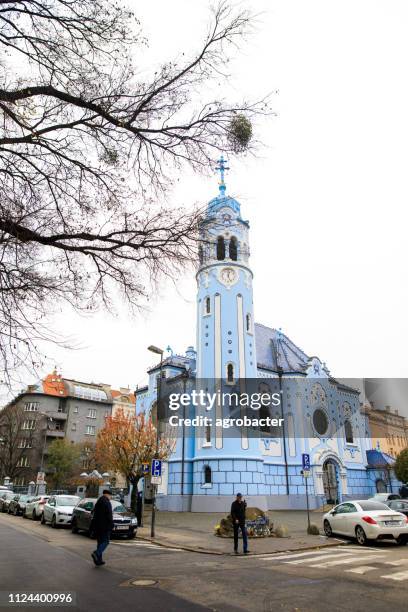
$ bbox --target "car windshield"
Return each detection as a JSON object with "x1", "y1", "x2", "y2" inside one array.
[
  {"x1": 359, "y1": 501, "x2": 390, "y2": 511},
  {"x1": 111, "y1": 502, "x2": 127, "y2": 513},
  {"x1": 391, "y1": 501, "x2": 408, "y2": 509},
  {"x1": 3, "y1": 492, "x2": 14, "y2": 499},
  {"x1": 56, "y1": 496, "x2": 80, "y2": 506}
]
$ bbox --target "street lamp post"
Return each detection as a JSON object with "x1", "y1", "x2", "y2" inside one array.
[{"x1": 148, "y1": 344, "x2": 164, "y2": 538}]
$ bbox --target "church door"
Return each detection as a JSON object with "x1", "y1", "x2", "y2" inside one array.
[{"x1": 323, "y1": 460, "x2": 340, "y2": 505}]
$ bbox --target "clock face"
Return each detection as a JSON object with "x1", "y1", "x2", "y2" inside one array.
[{"x1": 219, "y1": 267, "x2": 237, "y2": 286}]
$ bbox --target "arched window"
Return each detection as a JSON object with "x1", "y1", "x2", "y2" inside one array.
[
  {"x1": 205, "y1": 296, "x2": 211, "y2": 315},
  {"x1": 344, "y1": 419, "x2": 353, "y2": 444},
  {"x1": 204, "y1": 465, "x2": 212, "y2": 484},
  {"x1": 227, "y1": 363, "x2": 234, "y2": 384},
  {"x1": 229, "y1": 237, "x2": 238, "y2": 261},
  {"x1": 216, "y1": 236, "x2": 225, "y2": 260},
  {"x1": 246, "y1": 313, "x2": 252, "y2": 333},
  {"x1": 198, "y1": 245, "x2": 204, "y2": 264}
]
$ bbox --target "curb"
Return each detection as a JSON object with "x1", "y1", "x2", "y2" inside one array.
[{"x1": 135, "y1": 534, "x2": 350, "y2": 557}]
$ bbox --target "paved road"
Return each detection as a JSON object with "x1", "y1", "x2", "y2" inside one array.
[{"x1": 1, "y1": 513, "x2": 408, "y2": 611}]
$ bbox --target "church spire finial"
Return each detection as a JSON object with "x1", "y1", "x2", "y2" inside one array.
[{"x1": 215, "y1": 155, "x2": 229, "y2": 196}]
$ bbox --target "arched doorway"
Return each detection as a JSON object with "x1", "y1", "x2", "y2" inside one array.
[{"x1": 322, "y1": 459, "x2": 340, "y2": 505}]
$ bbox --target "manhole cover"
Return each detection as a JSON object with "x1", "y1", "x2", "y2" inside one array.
[{"x1": 131, "y1": 579, "x2": 158, "y2": 587}]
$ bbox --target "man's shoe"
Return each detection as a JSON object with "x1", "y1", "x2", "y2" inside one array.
[
  {"x1": 97, "y1": 560, "x2": 106, "y2": 566},
  {"x1": 234, "y1": 550, "x2": 239, "y2": 554},
  {"x1": 244, "y1": 550, "x2": 250, "y2": 554},
  {"x1": 91, "y1": 552, "x2": 99, "y2": 566}
]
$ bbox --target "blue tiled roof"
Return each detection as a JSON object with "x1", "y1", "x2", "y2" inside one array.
[
  {"x1": 207, "y1": 194, "x2": 241, "y2": 216},
  {"x1": 366, "y1": 449, "x2": 395, "y2": 467},
  {"x1": 255, "y1": 323, "x2": 310, "y2": 373}
]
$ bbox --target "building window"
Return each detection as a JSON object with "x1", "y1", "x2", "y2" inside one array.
[
  {"x1": 82, "y1": 459, "x2": 90, "y2": 469},
  {"x1": 204, "y1": 465, "x2": 212, "y2": 484},
  {"x1": 18, "y1": 439, "x2": 32, "y2": 449},
  {"x1": 17, "y1": 456, "x2": 30, "y2": 468},
  {"x1": 204, "y1": 296, "x2": 211, "y2": 315},
  {"x1": 246, "y1": 313, "x2": 252, "y2": 333},
  {"x1": 71, "y1": 423, "x2": 77, "y2": 431},
  {"x1": 24, "y1": 402, "x2": 39, "y2": 412},
  {"x1": 344, "y1": 419, "x2": 354, "y2": 444},
  {"x1": 229, "y1": 237, "x2": 238, "y2": 261},
  {"x1": 22, "y1": 420, "x2": 36, "y2": 430},
  {"x1": 226, "y1": 363, "x2": 235, "y2": 384},
  {"x1": 57, "y1": 404, "x2": 64, "y2": 413},
  {"x1": 87, "y1": 408, "x2": 97, "y2": 419},
  {"x1": 73, "y1": 406, "x2": 79, "y2": 414},
  {"x1": 312, "y1": 409, "x2": 329, "y2": 436},
  {"x1": 216, "y1": 236, "x2": 225, "y2": 260},
  {"x1": 86, "y1": 425, "x2": 95, "y2": 436}
]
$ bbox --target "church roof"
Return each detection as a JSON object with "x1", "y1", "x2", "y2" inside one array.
[
  {"x1": 255, "y1": 323, "x2": 310, "y2": 373},
  {"x1": 366, "y1": 449, "x2": 396, "y2": 468}
]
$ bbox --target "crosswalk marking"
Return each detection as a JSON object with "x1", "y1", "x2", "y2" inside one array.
[
  {"x1": 310, "y1": 555, "x2": 385, "y2": 568},
  {"x1": 286, "y1": 552, "x2": 353, "y2": 565},
  {"x1": 345, "y1": 566, "x2": 377, "y2": 574},
  {"x1": 384, "y1": 558, "x2": 408, "y2": 566},
  {"x1": 253, "y1": 549, "x2": 344, "y2": 561},
  {"x1": 381, "y1": 570, "x2": 408, "y2": 581},
  {"x1": 112, "y1": 540, "x2": 183, "y2": 552}
]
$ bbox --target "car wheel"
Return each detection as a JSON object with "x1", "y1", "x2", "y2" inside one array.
[
  {"x1": 51, "y1": 515, "x2": 58, "y2": 529},
  {"x1": 40, "y1": 513, "x2": 46, "y2": 525},
  {"x1": 128, "y1": 530, "x2": 136, "y2": 540},
  {"x1": 323, "y1": 520, "x2": 333, "y2": 537},
  {"x1": 71, "y1": 519, "x2": 78, "y2": 534},
  {"x1": 355, "y1": 525, "x2": 368, "y2": 546},
  {"x1": 14, "y1": 507, "x2": 18, "y2": 516},
  {"x1": 396, "y1": 535, "x2": 408, "y2": 546}
]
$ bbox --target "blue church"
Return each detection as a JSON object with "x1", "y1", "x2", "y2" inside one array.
[{"x1": 136, "y1": 159, "x2": 400, "y2": 511}]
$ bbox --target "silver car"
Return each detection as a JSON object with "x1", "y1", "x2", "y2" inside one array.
[{"x1": 25, "y1": 495, "x2": 50, "y2": 520}]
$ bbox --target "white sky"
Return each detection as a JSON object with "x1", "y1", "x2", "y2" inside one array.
[{"x1": 9, "y1": 0, "x2": 408, "y2": 395}]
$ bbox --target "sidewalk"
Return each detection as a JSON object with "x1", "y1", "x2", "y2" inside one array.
[{"x1": 136, "y1": 509, "x2": 343, "y2": 555}]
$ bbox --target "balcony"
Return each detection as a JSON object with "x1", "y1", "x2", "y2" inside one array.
[
  {"x1": 46, "y1": 429, "x2": 65, "y2": 438},
  {"x1": 46, "y1": 411, "x2": 68, "y2": 421}
]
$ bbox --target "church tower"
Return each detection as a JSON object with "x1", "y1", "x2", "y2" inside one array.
[{"x1": 196, "y1": 156, "x2": 257, "y2": 384}]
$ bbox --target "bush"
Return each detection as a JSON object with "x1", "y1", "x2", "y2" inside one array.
[
  {"x1": 307, "y1": 524, "x2": 320, "y2": 535},
  {"x1": 274, "y1": 524, "x2": 289, "y2": 538}
]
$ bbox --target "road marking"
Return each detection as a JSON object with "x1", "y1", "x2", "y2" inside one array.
[
  {"x1": 310, "y1": 555, "x2": 385, "y2": 568},
  {"x1": 253, "y1": 549, "x2": 345, "y2": 561},
  {"x1": 381, "y1": 570, "x2": 408, "y2": 581},
  {"x1": 112, "y1": 541, "x2": 183, "y2": 552},
  {"x1": 384, "y1": 558, "x2": 408, "y2": 566},
  {"x1": 345, "y1": 566, "x2": 378, "y2": 574},
  {"x1": 286, "y1": 553, "x2": 353, "y2": 565}
]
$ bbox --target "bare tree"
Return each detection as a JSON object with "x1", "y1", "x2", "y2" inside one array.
[
  {"x1": 0, "y1": 403, "x2": 40, "y2": 481},
  {"x1": 0, "y1": 0, "x2": 269, "y2": 386}
]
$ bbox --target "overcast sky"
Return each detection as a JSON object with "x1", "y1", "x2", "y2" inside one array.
[{"x1": 7, "y1": 0, "x2": 408, "y2": 397}]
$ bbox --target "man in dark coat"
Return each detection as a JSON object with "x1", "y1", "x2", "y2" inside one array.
[
  {"x1": 231, "y1": 493, "x2": 249, "y2": 554},
  {"x1": 91, "y1": 489, "x2": 113, "y2": 566}
]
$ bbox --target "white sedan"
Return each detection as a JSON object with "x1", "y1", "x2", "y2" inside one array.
[
  {"x1": 323, "y1": 500, "x2": 408, "y2": 545},
  {"x1": 41, "y1": 495, "x2": 80, "y2": 528}
]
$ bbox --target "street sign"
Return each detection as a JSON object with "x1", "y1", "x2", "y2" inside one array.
[
  {"x1": 151, "y1": 459, "x2": 162, "y2": 477},
  {"x1": 302, "y1": 470, "x2": 311, "y2": 478},
  {"x1": 151, "y1": 476, "x2": 162, "y2": 485},
  {"x1": 36, "y1": 471, "x2": 45, "y2": 485},
  {"x1": 302, "y1": 453, "x2": 311, "y2": 471},
  {"x1": 142, "y1": 463, "x2": 150, "y2": 475}
]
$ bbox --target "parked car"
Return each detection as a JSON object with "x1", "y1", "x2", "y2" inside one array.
[
  {"x1": 8, "y1": 494, "x2": 32, "y2": 516},
  {"x1": 71, "y1": 498, "x2": 137, "y2": 539},
  {"x1": 369, "y1": 493, "x2": 401, "y2": 504},
  {"x1": 0, "y1": 490, "x2": 16, "y2": 513},
  {"x1": 41, "y1": 495, "x2": 81, "y2": 528},
  {"x1": 25, "y1": 495, "x2": 50, "y2": 520},
  {"x1": 323, "y1": 500, "x2": 408, "y2": 545},
  {"x1": 387, "y1": 499, "x2": 408, "y2": 517}
]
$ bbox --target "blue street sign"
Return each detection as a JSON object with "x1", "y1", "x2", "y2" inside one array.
[
  {"x1": 142, "y1": 463, "x2": 150, "y2": 475},
  {"x1": 302, "y1": 453, "x2": 311, "y2": 471},
  {"x1": 151, "y1": 459, "x2": 162, "y2": 477}
]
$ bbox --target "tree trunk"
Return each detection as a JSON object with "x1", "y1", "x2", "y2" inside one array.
[{"x1": 130, "y1": 476, "x2": 140, "y2": 514}]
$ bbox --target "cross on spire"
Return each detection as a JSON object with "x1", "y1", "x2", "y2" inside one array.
[{"x1": 215, "y1": 155, "x2": 229, "y2": 195}]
